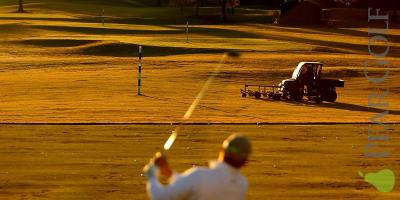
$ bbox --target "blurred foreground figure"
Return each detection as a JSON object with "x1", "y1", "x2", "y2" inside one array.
[{"x1": 143, "y1": 134, "x2": 252, "y2": 200}]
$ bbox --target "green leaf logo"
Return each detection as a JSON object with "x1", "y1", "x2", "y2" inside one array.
[{"x1": 359, "y1": 169, "x2": 396, "y2": 193}]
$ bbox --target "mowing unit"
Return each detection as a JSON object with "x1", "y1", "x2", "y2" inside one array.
[{"x1": 241, "y1": 62, "x2": 344, "y2": 103}]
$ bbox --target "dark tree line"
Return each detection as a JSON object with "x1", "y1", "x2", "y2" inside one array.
[
  {"x1": 167, "y1": 0, "x2": 239, "y2": 21},
  {"x1": 278, "y1": 0, "x2": 398, "y2": 19},
  {"x1": 244, "y1": 0, "x2": 400, "y2": 10},
  {"x1": 356, "y1": 0, "x2": 398, "y2": 21}
]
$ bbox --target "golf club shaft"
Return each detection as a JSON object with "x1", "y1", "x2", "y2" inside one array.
[{"x1": 163, "y1": 54, "x2": 228, "y2": 151}]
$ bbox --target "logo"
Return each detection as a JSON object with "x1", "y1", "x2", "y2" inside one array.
[{"x1": 359, "y1": 169, "x2": 396, "y2": 193}]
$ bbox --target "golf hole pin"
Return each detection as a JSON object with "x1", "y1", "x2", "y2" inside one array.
[{"x1": 359, "y1": 169, "x2": 395, "y2": 192}]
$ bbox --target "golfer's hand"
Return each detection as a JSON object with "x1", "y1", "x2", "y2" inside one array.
[
  {"x1": 142, "y1": 159, "x2": 156, "y2": 179},
  {"x1": 153, "y1": 152, "x2": 172, "y2": 179}
]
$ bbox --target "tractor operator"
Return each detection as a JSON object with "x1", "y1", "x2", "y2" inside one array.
[
  {"x1": 298, "y1": 64, "x2": 316, "y2": 93},
  {"x1": 142, "y1": 134, "x2": 252, "y2": 200}
]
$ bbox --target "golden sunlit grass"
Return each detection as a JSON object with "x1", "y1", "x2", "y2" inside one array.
[
  {"x1": 1, "y1": 125, "x2": 399, "y2": 199},
  {"x1": 1, "y1": 1, "x2": 400, "y2": 200},
  {"x1": 0, "y1": 50, "x2": 398, "y2": 123}
]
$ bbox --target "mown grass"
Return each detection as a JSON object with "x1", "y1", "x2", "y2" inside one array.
[
  {"x1": 0, "y1": 124, "x2": 399, "y2": 200},
  {"x1": 0, "y1": 0, "x2": 399, "y2": 124},
  {"x1": 0, "y1": 2, "x2": 399, "y2": 200}
]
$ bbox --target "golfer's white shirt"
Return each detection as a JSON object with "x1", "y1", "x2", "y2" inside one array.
[{"x1": 147, "y1": 161, "x2": 248, "y2": 200}]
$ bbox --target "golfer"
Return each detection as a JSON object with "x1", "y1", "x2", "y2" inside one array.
[{"x1": 143, "y1": 134, "x2": 252, "y2": 200}]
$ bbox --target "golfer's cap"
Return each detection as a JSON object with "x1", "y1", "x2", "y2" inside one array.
[{"x1": 222, "y1": 134, "x2": 251, "y2": 156}]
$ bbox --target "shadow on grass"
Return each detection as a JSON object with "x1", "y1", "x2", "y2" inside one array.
[
  {"x1": 29, "y1": 24, "x2": 374, "y2": 55},
  {"x1": 14, "y1": 38, "x2": 238, "y2": 57},
  {"x1": 164, "y1": 25, "x2": 263, "y2": 38},
  {"x1": 239, "y1": 24, "x2": 400, "y2": 56},
  {"x1": 275, "y1": 99, "x2": 400, "y2": 115},
  {"x1": 19, "y1": 39, "x2": 98, "y2": 47},
  {"x1": 5, "y1": 17, "x2": 398, "y2": 57},
  {"x1": 31, "y1": 24, "x2": 263, "y2": 38},
  {"x1": 32, "y1": 24, "x2": 177, "y2": 35},
  {"x1": 245, "y1": 24, "x2": 339, "y2": 36},
  {"x1": 262, "y1": 33, "x2": 368, "y2": 54},
  {"x1": 75, "y1": 42, "x2": 232, "y2": 57},
  {"x1": 314, "y1": 27, "x2": 400, "y2": 44},
  {"x1": 0, "y1": 23, "x2": 35, "y2": 34},
  {"x1": 250, "y1": 24, "x2": 400, "y2": 52}
]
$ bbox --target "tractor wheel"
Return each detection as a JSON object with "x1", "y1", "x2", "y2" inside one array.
[
  {"x1": 322, "y1": 90, "x2": 337, "y2": 102},
  {"x1": 315, "y1": 96, "x2": 323, "y2": 104},
  {"x1": 281, "y1": 90, "x2": 289, "y2": 100},
  {"x1": 293, "y1": 93, "x2": 303, "y2": 102},
  {"x1": 290, "y1": 88, "x2": 303, "y2": 102},
  {"x1": 254, "y1": 91, "x2": 261, "y2": 99},
  {"x1": 273, "y1": 93, "x2": 281, "y2": 100}
]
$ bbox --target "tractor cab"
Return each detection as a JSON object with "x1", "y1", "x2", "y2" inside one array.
[{"x1": 292, "y1": 62, "x2": 322, "y2": 82}]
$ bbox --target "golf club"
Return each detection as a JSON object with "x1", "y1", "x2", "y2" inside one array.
[{"x1": 163, "y1": 51, "x2": 241, "y2": 151}]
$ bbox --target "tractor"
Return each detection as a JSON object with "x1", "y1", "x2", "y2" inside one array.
[{"x1": 241, "y1": 62, "x2": 344, "y2": 103}]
